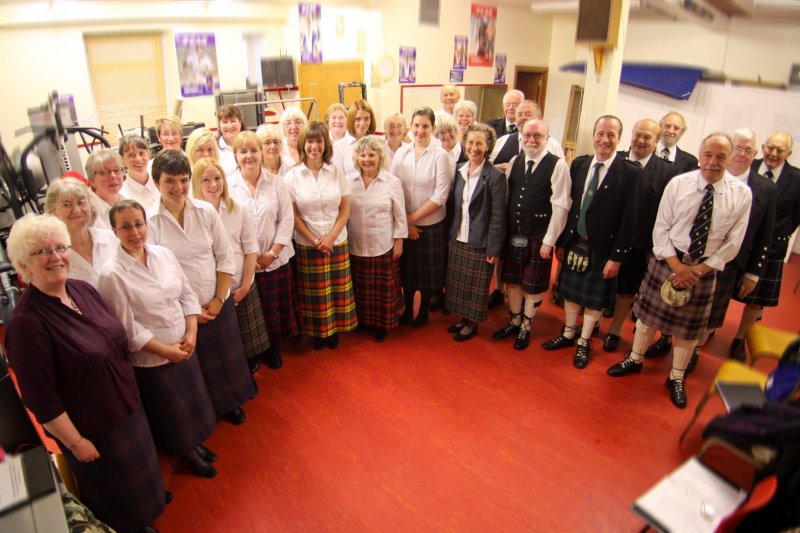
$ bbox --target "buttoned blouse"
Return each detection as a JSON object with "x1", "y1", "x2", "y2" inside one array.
[
  {"x1": 347, "y1": 170, "x2": 408, "y2": 257},
  {"x1": 68, "y1": 227, "x2": 118, "y2": 287},
  {"x1": 217, "y1": 200, "x2": 259, "y2": 289},
  {"x1": 218, "y1": 136, "x2": 238, "y2": 177},
  {"x1": 456, "y1": 162, "x2": 483, "y2": 243},
  {"x1": 281, "y1": 140, "x2": 300, "y2": 172},
  {"x1": 90, "y1": 190, "x2": 124, "y2": 230},
  {"x1": 146, "y1": 197, "x2": 235, "y2": 303},
  {"x1": 228, "y1": 169, "x2": 295, "y2": 272},
  {"x1": 284, "y1": 162, "x2": 350, "y2": 246},
  {"x1": 120, "y1": 175, "x2": 160, "y2": 212},
  {"x1": 97, "y1": 243, "x2": 201, "y2": 368},
  {"x1": 390, "y1": 141, "x2": 453, "y2": 226},
  {"x1": 384, "y1": 139, "x2": 406, "y2": 167},
  {"x1": 653, "y1": 170, "x2": 752, "y2": 271},
  {"x1": 333, "y1": 135, "x2": 357, "y2": 177}
]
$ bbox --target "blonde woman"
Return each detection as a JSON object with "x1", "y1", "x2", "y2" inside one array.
[
  {"x1": 255, "y1": 124, "x2": 289, "y2": 178},
  {"x1": 185, "y1": 127, "x2": 219, "y2": 166}
]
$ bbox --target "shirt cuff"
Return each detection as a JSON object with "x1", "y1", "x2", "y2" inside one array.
[{"x1": 743, "y1": 273, "x2": 759, "y2": 283}]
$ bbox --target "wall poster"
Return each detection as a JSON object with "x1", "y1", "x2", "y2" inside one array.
[
  {"x1": 453, "y1": 36, "x2": 468, "y2": 70},
  {"x1": 300, "y1": 3, "x2": 322, "y2": 64},
  {"x1": 176, "y1": 33, "x2": 220, "y2": 97},
  {"x1": 399, "y1": 47, "x2": 417, "y2": 84},
  {"x1": 494, "y1": 53, "x2": 507, "y2": 84},
  {"x1": 468, "y1": 3, "x2": 496, "y2": 67}
]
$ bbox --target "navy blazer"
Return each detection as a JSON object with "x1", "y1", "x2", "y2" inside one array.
[
  {"x1": 448, "y1": 161, "x2": 507, "y2": 257},
  {"x1": 486, "y1": 117, "x2": 509, "y2": 139},
  {"x1": 735, "y1": 170, "x2": 776, "y2": 277},
  {"x1": 674, "y1": 146, "x2": 699, "y2": 174},
  {"x1": 750, "y1": 159, "x2": 800, "y2": 258}
]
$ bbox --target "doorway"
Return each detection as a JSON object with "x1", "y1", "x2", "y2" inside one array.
[{"x1": 514, "y1": 67, "x2": 548, "y2": 115}]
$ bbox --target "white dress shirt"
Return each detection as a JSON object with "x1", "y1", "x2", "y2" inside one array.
[
  {"x1": 120, "y1": 175, "x2": 160, "y2": 212},
  {"x1": 90, "y1": 191, "x2": 124, "y2": 230},
  {"x1": 490, "y1": 134, "x2": 565, "y2": 163},
  {"x1": 456, "y1": 162, "x2": 482, "y2": 243},
  {"x1": 384, "y1": 139, "x2": 407, "y2": 168},
  {"x1": 652, "y1": 170, "x2": 753, "y2": 271},
  {"x1": 284, "y1": 162, "x2": 350, "y2": 246},
  {"x1": 390, "y1": 141, "x2": 453, "y2": 226},
  {"x1": 228, "y1": 169, "x2": 295, "y2": 272},
  {"x1": 656, "y1": 141, "x2": 676, "y2": 163},
  {"x1": 217, "y1": 200, "x2": 259, "y2": 289},
  {"x1": 332, "y1": 135, "x2": 357, "y2": 177},
  {"x1": 147, "y1": 197, "x2": 236, "y2": 303},
  {"x1": 68, "y1": 227, "x2": 118, "y2": 287},
  {"x1": 281, "y1": 140, "x2": 300, "y2": 173},
  {"x1": 347, "y1": 169, "x2": 408, "y2": 257},
  {"x1": 97, "y1": 243, "x2": 201, "y2": 368},
  {"x1": 218, "y1": 137, "x2": 237, "y2": 177},
  {"x1": 584, "y1": 152, "x2": 618, "y2": 194},
  {"x1": 758, "y1": 161, "x2": 783, "y2": 183}
]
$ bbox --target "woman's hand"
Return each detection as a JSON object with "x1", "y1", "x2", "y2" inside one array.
[
  {"x1": 486, "y1": 255, "x2": 498, "y2": 264},
  {"x1": 257, "y1": 253, "x2": 275, "y2": 270},
  {"x1": 392, "y1": 240, "x2": 403, "y2": 260},
  {"x1": 163, "y1": 342, "x2": 191, "y2": 363},
  {"x1": 200, "y1": 299, "x2": 222, "y2": 323},
  {"x1": 178, "y1": 331, "x2": 196, "y2": 356},
  {"x1": 232, "y1": 284, "x2": 249, "y2": 304},
  {"x1": 316, "y1": 234, "x2": 335, "y2": 255},
  {"x1": 407, "y1": 225, "x2": 421, "y2": 240},
  {"x1": 70, "y1": 437, "x2": 100, "y2": 462}
]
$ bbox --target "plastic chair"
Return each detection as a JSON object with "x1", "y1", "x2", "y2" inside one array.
[
  {"x1": 715, "y1": 474, "x2": 778, "y2": 533},
  {"x1": 745, "y1": 323, "x2": 797, "y2": 368}
]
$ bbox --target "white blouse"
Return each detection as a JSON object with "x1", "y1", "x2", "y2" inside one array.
[
  {"x1": 217, "y1": 200, "x2": 259, "y2": 289},
  {"x1": 390, "y1": 141, "x2": 453, "y2": 226},
  {"x1": 218, "y1": 137, "x2": 238, "y2": 177},
  {"x1": 90, "y1": 190, "x2": 123, "y2": 230},
  {"x1": 146, "y1": 197, "x2": 235, "y2": 303},
  {"x1": 284, "y1": 162, "x2": 350, "y2": 246},
  {"x1": 281, "y1": 140, "x2": 300, "y2": 173},
  {"x1": 332, "y1": 135, "x2": 357, "y2": 177},
  {"x1": 228, "y1": 169, "x2": 295, "y2": 272},
  {"x1": 347, "y1": 170, "x2": 408, "y2": 257},
  {"x1": 120, "y1": 175, "x2": 160, "y2": 212},
  {"x1": 97, "y1": 243, "x2": 201, "y2": 368},
  {"x1": 68, "y1": 227, "x2": 118, "y2": 287},
  {"x1": 456, "y1": 162, "x2": 482, "y2": 243}
]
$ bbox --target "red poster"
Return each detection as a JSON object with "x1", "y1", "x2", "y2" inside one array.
[{"x1": 468, "y1": 4, "x2": 496, "y2": 67}]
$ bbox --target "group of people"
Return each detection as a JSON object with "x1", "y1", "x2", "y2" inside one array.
[{"x1": 4, "y1": 84, "x2": 799, "y2": 532}]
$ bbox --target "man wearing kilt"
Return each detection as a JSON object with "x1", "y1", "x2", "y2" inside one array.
[
  {"x1": 728, "y1": 131, "x2": 800, "y2": 360},
  {"x1": 603, "y1": 119, "x2": 679, "y2": 353},
  {"x1": 607, "y1": 133, "x2": 752, "y2": 409},
  {"x1": 542, "y1": 115, "x2": 640, "y2": 369},
  {"x1": 492, "y1": 119, "x2": 571, "y2": 350},
  {"x1": 699, "y1": 129, "x2": 776, "y2": 365}
]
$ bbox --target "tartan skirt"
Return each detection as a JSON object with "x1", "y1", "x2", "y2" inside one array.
[
  {"x1": 235, "y1": 282, "x2": 271, "y2": 357},
  {"x1": 558, "y1": 247, "x2": 616, "y2": 311},
  {"x1": 255, "y1": 263, "x2": 303, "y2": 342},
  {"x1": 633, "y1": 257, "x2": 716, "y2": 340},
  {"x1": 401, "y1": 220, "x2": 447, "y2": 292},
  {"x1": 616, "y1": 249, "x2": 649, "y2": 295},
  {"x1": 706, "y1": 262, "x2": 740, "y2": 329},
  {"x1": 196, "y1": 297, "x2": 256, "y2": 416},
  {"x1": 135, "y1": 357, "x2": 216, "y2": 456},
  {"x1": 500, "y1": 240, "x2": 553, "y2": 295},
  {"x1": 59, "y1": 405, "x2": 165, "y2": 533},
  {"x1": 445, "y1": 239, "x2": 494, "y2": 322},
  {"x1": 351, "y1": 249, "x2": 402, "y2": 329},
  {"x1": 295, "y1": 241, "x2": 358, "y2": 338},
  {"x1": 735, "y1": 257, "x2": 783, "y2": 307}
]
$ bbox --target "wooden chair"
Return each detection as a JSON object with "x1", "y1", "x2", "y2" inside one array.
[{"x1": 745, "y1": 323, "x2": 796, "y2": 368}]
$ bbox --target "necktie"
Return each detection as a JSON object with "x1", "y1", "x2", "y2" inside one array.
[
  {"x1": 524, "y1": 159, "x2": 534, "y2": 184},
  {"x1": 687, "y1": 184, "x2": 714, "y2": 262},
  {"x1": 577, "y1": 162, "x2": 602, "y2": 238},
  {"x1": 764, "y1": 170, "x2": 775, "y2": 182},
  {"x1": 661, "y1": 147, "x2": 670, "y2": 161},
  {"x1": 507, "y1": 124, "x2": 517, "y2": 135}
]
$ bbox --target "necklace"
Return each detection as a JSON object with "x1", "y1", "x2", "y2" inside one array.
[{"x1": 67, "y1": 296, "x2": 82, "y2": 315}]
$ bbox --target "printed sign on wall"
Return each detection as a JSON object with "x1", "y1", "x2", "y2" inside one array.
[
  {"x1": 494, "y1": 54, "x2": 507, "y2": 84},
  {"x1": 300, "y1": 3, "x2": 322, "y2": 64},
  {"x1": 176, "y1": 33, "x2": 220, "y2": 97},
  {"x1": 453, "y1": 36, "x2": 468, "y2": 69},
  {"x1": 468, "y1": 4, "x2": 496, "y2": 67},
  {"x1": 399, "y1": 47, "x2": 417, "y2": 84}
]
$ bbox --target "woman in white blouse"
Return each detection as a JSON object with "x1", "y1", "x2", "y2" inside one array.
[
  {"x1": 97, "y1": 199, "x2": 218, "y2": 478},
  {"x1": 119, "y1": 135, "x2": 160, "y2": 211},
  {"x1": 185, "y1": 127, "x2": 219, "y2": 167},
  {"x1": 45, "y1": 178, "x2": 117, "y2": 287},
  {"x1": 434, "y1": 114, "x2": 467, "y2": 169},
  {"x1": 255, "y1": 124, "x2": 290, "y2": 178},
  {"x1": 324, "y1": 103, "x2": 350, "y2": 144},
  {"x1": 192, "y1": 155, "x2": 272, "y2": 374},
  {"x1": 284, "y1": 121, "x2": 357, "y2": 350},
  {"x1": 86, "y1": 148, "x2": 126, "y2": 231},
  {"x1": 383, "y1": 113, "x2": 409, "y2": 167},
  {"x1": 390, "y1": 107, "x2": 454, "y2": 328},
  {"x1": 332, "y1": 99, "x2": 376, "y2": 177},
  {"x1": 279, "y1": 107, "x2": 308, "y2": 170},
  {"x1": 147, "y1": 149, "x2": 255, "y2": 425},
  {"x1": 215, "y1": 105, "x2": 244, "y2": 177},
  {"x1": 347, "y1": 136, "x2": 407, "y2": 342}
]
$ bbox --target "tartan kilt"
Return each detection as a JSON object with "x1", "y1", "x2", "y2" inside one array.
[
  {"x1": 445, "y1": 239, "x2": 494, "y2": 322},
  {"x1": 706, "y1": 262, "x2": 740, "y2": 329},
  {"x1": 235, "y1": 282, "x2": 271, "y2": 357},
  {"x1": 735, "y1": 258, "x2": 783, "y2": 307},
  {"x1": 255, "y1": 263, "x2": 303, "y2": 342},
  {"x1": 500, "y1": 240, "x2": 553, "y2": 295},
  {"x1": 401, "y1": 220, "x2": 447, "y2": 292},
  {"x1": 135, "y1": 357, "x2": 216, "y2": 456},
  {"x1": 558, "y1": 248, "x2": 616, "y2": 311},
  {"x1": 295, "y1": 241, "x2": 358, "y2": 338},
  {"x1": 616, "y1": 249, "x2": 648, "y2": 295},
  {"x1": 633, "y1": 257, "x2": 716, "y2": 340},
  {"x1": 196, "y1": 297, "x2": 256, "y2": 416},
  {"x1": 59, "y1": 405, "x2": 165, "y2": 533},
  {"x1": 351, "y1": 250, "x2": 402, "y2": 329}
]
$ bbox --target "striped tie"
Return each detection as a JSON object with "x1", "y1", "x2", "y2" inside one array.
[
  {"x1": 687, "y1": 184, "x2": 714, "y2": 262},
  {"x1": 661, "y1": 147, "x2": 670, "y2": 161}
]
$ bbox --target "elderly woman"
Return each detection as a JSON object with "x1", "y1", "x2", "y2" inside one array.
[
  {"x1": 216, "y1": 104, "x2": 245, "y2": 176},
  {"x1": 256, "y1": 124, "x2": 289, "y2": 178},
  {"x1": 185, "y1": 127, "x2": 220, "y2": 166},
  {"x1": 119, "y1": 134, "x2": 160, "y2": 210},
  {"x1": 279, "y1": 107, "x2": 308, "y2": 170},
  {"x1": 98, "y1": 200, "x2": 218, "y2": 478},
  {"x1": 453, "y1": 100, "x2": 478, "y2": 135},
  {"x1": 45, "y1": 178, "x2": 116, "y2": 287},
  {"x1": 390, "y1": 107, "x2": 454, "y2": 328},
  {"x1": 284, "y1": 121, "x2": 357, "y2": 350},
  {"x1": 384, "y1": 112, "x2": 409, "y2": 167},
  {"x1": 147, "y1": 150, "x2": 255, "y2": 425},
  {"x1": 324, "y1": 103, "x2": 351, "y2": 144},
  {"x1": 154, "y1": 115, "x2": 183, "y2": 152},
  {"x1": 444, "y1": 123, "x2": 506, "y2": 341},
  {"x1": 435, "y1": 113, "x2": 467, "y2": 168},
  {"x1": 192, "y1": 154, "x2": 272, "y2": 372},
  {"x1": 347, "y1": 136, "x2": 407, "y2": 342},
  {"x1": 86, "y1": 148, "x2": 126, "y2": 231},
  {"x1": 333, "y1": 99, "x2": 377, "y2": 176},
  {"x1": 5, "y1": 213, "x2": 165, "y2": 533}
]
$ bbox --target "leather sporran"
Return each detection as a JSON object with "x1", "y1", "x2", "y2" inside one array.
[
  {"x1": 506, "y1": 234, "x2": 530, "y2": 263},
  {"x1": 566, "y1": 240, "x2": 590, "y2": 273}
]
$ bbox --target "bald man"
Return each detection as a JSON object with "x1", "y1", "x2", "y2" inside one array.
[{"x1": 434, "y1": 84, "x2": 461, "y2": 123}]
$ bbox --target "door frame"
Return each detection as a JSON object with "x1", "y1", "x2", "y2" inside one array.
[{"x1": 513, "y1": 66, "x2": 549, "y2": 115}]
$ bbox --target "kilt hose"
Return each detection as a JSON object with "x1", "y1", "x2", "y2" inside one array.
[
  {"x1": 735, "y1": 257, "x2": 783, "y2": 307},
  {"x1": 235, "y1": 282, "x2": 271, "y2": 358},
  {"x1": 195, "y1": 296, "x2": 256, "y2": 417},
  {"x1": 59, "y1": 405, "x2": 165, "y2": 533},
  {"x1": 706, "y1": 262, "x2": 740, "y2": 330},
  {"x1": 445, "y1": 239, "x2": 494, "y2": 322},
  {"x1": 295, "y1": 241, "x2": 358, "y2": 338},
  {"x1": 401, "y1": 220, "x2": 447, "y2": 292},
  {"x1": 616, "y1": 248, "x2": 648, "y2": 295},
  {"x1": 558, "y1": 246, "x2": 617, "y2": 311},
  {"x1": 500, "y1": 239, "x2": 553, "y2": 295},
  {"x1": 255, "y1": 263, "x2": 303, "y2": 342},
  {"x1": 350, "y1": 249, "x2": 402, "y2": 330},
  {"x1": 633, "y1": 257, "x2": 716, "y2": 340},
  {"x1": 134, "y1": 356, "x2": 216, "y2": 456}
]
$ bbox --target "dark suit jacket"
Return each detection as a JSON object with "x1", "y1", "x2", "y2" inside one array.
[
  {"x1": 487, "y1": 117, "x2": 510, "y2": 139},
  {"x1": 735, "y1": 169, "x2": 776, "y2": 277},
  {"x1": 674, "y1": 146, "x2": 699, "y2": 174},
  {"x1": 750, "y1": 159, "x2": 800, "y2": 258},
  {"x1": 448, "y1": 162, "x2": 507, "y2": 257},
  {"x1": 557, "y1": 154, "x2": 640, "y2": 262}
]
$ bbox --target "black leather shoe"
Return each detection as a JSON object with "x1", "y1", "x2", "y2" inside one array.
[
  {"x1": 326, "y1": 333, "x2": 339, "y2": 349},
  {"x1": 448, "y1": 320, "x2": 467, "y2": 333},
  {"x1": 514, "y1": 328, "x2": 530, "y2": 351},
  {"x1": 730, "y1": 338, "x2": 746, "y2": 362},
  {"x1": 607, "y1": 354, "x2": 643, "y2": 377},
  {"x1": 196, "y1": 444, "x2": 217, "y2": 463},
  {"x1": 644, "y1": 335, "x2": 672, "y2": 358},
  {"x1": 165, "y1": 491, "x2": 173, "y2": 505},
  {"x1": 225, "y1": 408, "x2": 246, "y2": 425},
  {"x1": 247, "y1": 357, "x2": 261, "y2": 374},
  {"x1": 665, "y1": 377, "x2": 687, "y2": 409},
  {"x1": 488, "y1": 289, "x2": 504, "y2": 309},
  {"x1": 573, "y1": 339, "x2": 592, "y2": 369},
  {"x1": 375, "y1": 328, "x2": 387, "y2": 343},
  {"x1": 493, "y1": 322, "x2": 520, "y2": 340},
  {"x1": 603, "y1": 333, "x2": 621, "y2": 352},
  {"x1": 266, "y1": 346, "x2": 283, "y2": 369},
  {"x1": 542, "y1": 333, "x2": 576, "y2": 351},
  {"x1": 186, "y1": 455, "x2": 217, "y2": 478},
  {"x1": 684, "y1": 349, "x2": 700, "y2": 376},
  {"x1": 412, "y1": 312, "x2": 429, "y2": 329},
  {"x1": 313, "y1": 337, "x2": 325, "y2": 351},
  {"x1": 454, "y1": 324, "x2": 478, "y2": 342},
  {"x1": 399, "y1": 310, "x2": 413, "y2": 326}
]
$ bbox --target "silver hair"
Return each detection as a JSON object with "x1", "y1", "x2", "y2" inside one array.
[
  {"x1": 85, "y1": 148, "x2": 124, "y2": 187},
  {"x1": 44, "y1": 177, "x2": 97, "y2": 226},
  {"x1": 731, "y1": 127, "x2": 757, "y2": 145},
  {"x1": 352, "y1": 135, "x2": 388, "y2": 170},
  {"x1": 7, "y1": 213, "x2": 71, "y2": 283}
]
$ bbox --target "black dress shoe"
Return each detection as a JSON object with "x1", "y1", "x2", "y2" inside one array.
[
  {"x1": 411, "y1": 313, "x2": 429, "y2": 329},
  {"x1": 185, "y1": 455, "x2": 217, "y2": 478},
  {"x1": 492, "y1": 322, "x2": 520, "y2": 340},
  {"x1": 488, "y1": 289, "x2": 504, "y2": 309},
  {"x1": 326, "y1": 333, "x2": 339, "y2": 349},
  {"x1": 665, "y1": 377, "x2": 687, "y2": 409},
  {"x1": 573, "y1": 339, "x2": 592, "y2": 369},
  {"x1": 684, "y1": 349, "x2": 700, "y2": 376},
  {"x1": 196, "y1": 444, "x2": 217, "y2": 463},
  {"x1": 266, "y1": 346, "x2": 283, "y2": 369},
  {"x1": 374, "y1": 328, "x2": 388, "y2": 343},
  {"x1": 513, "y1": 328, "x2": 530, "y2": 351},
  {"x1": 607, "y1": 354, "x2": 643, "y2": 377},
  {"x1": 399, "y1": 311, "x2": 413, "y2": 326},
  {"x1": 644, "y1": 335, "x2": 672, "y2": 358},
  {"x1": 447, "y1": 320, "x2": 467, "y2": 333},
  {"x1": 453, "y1": 324, "x2": 478, "y2": 342},
  {"x1": 603, "y1": 333, "x2": 621, "y2": 352},
  {"x1": 247, "y1": 357, "x2": 261, "y2": 374},
  {"x1": 730, "y1": 338, "x2": 746, "y2": 361},
  {"x1": 542, "y1": 333, "x2": 576, "y2": 351},
  {"x1": 313, "y1": 337, "x2": 325, "y2": 351},
  {"x1": 225, "y1": 408, "x2": 246, "y2": 425},
  {"x1": 165, "y1": 491, "x2": 173, "y2": 504}
]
